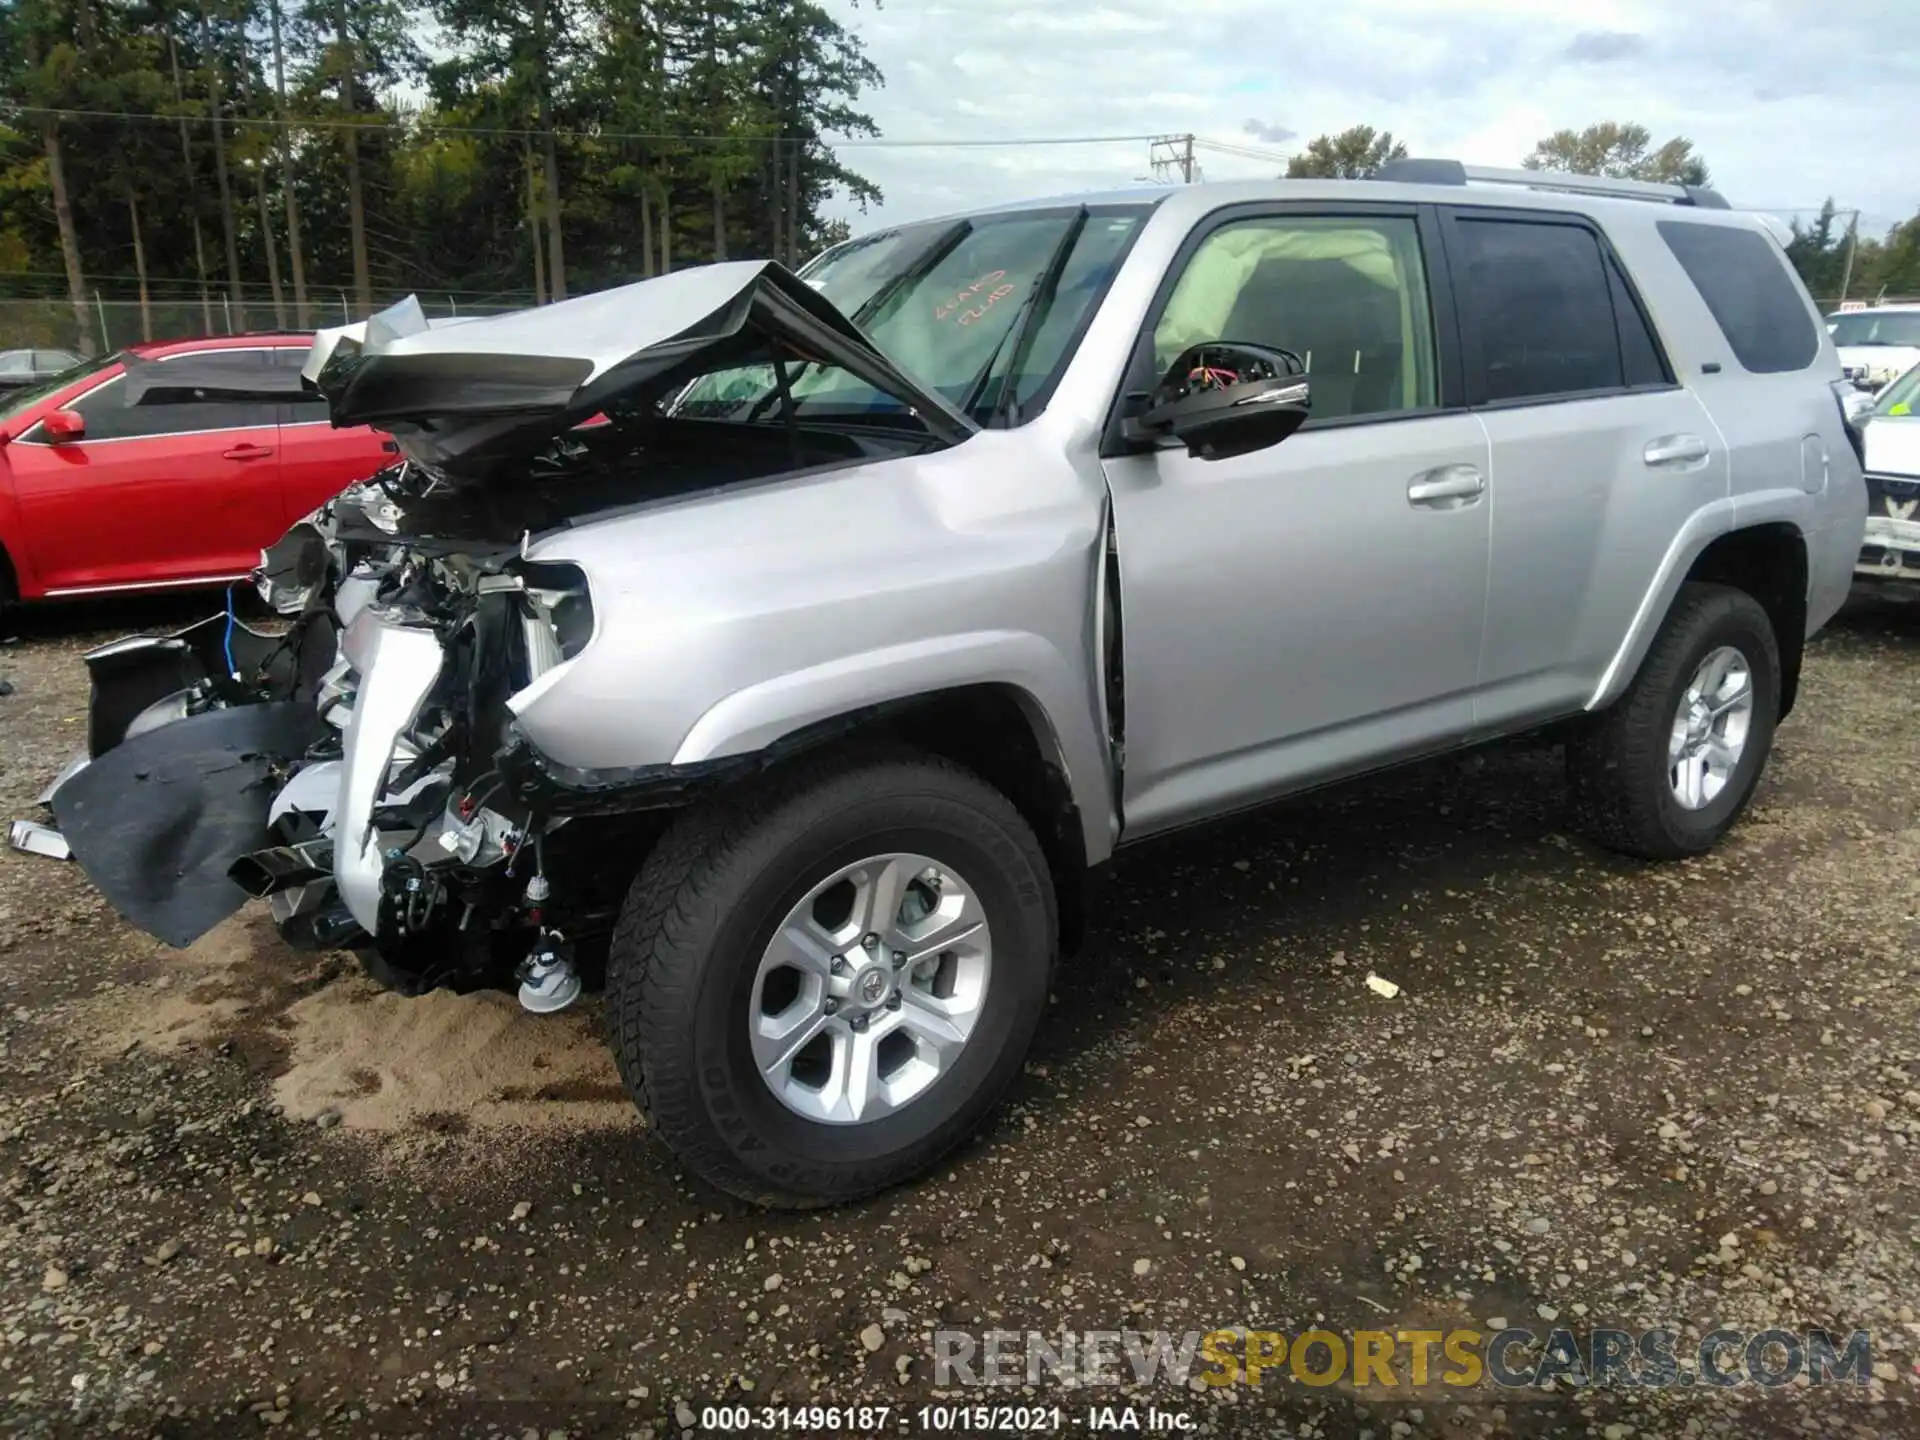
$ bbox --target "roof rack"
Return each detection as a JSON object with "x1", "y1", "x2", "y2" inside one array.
[{"x1": 1374, "y1": 157, "x2": 1730, "y2": 211}]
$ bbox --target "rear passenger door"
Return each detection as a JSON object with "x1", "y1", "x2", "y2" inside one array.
[{"x1": 1441, "y1": 207, "x2": 1730, "y2": 730}]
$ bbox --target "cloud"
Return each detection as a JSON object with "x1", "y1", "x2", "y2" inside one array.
[
  {"x1": 1243, "y1": 119, "x2": 1297, "y2": 145},
  {"x1": 816, "y1": 0, "x2": 1920, "y2": 233},
  {"x1": 1562, "y1": 30, "x2": 1647, "y2": 63}
]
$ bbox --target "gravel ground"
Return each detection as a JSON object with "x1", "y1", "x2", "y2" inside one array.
[{"x1": 1, "y1": 592, "x2": 1916, "y2": 1440}]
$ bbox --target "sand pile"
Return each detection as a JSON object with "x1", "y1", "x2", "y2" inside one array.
[
  {"x1": 271, "y1": 977, "x2": 638, "y2": 1135},
  {"x1": 88, "y1": 916, "x2": 266, "y2": 1057},
  {"x1": 86, "y1": 910, "x2": 640, "y2": 1140}
]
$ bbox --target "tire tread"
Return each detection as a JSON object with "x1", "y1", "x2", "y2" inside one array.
[{"x1": 1567, "y1": 581, "x2": 1778, "y2": 860}]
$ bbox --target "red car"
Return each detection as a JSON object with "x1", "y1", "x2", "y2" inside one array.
[{"x1": 0, "y1": 334, "x2": 393, "y2": 607}]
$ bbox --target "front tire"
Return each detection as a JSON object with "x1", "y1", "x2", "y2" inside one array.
[
  {"x1": 1568, "y1": 582, "x2": 1780, "y2": 860},
  {"x1": 606, "y1": 747, "x2": 1056, "y2": 1208}
]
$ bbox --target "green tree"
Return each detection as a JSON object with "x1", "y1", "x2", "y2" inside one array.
[
  {"x1": 1785, "y1": 198, "x2": 1848, "y2": 302},
  {"x1": 430, "y1": 0, "x2": 577, "y2": 296},
  {"x1": 1859, "y1": 212, "x2": 1920, "y2": 300},
  {"x1": 1283, "y1": 125, "x2": 1408, "y2": 180},
  {"x1": 1524, "y1": 121, "x2": 1710, "y2": 187},
  {"x1": 2, "y1": 0, "x2": 111, "y2": 352},
  {"x1": 0, "y1": 0, "x2": 888, "y2": 333}
]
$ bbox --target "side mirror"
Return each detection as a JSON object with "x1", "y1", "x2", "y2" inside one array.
[
  {"x1": 1125, "y1": 343, "x2": 1310, "y2": 461},
  {"x1": 42, "y1": 409, "x2": 86, "y2": 443}
]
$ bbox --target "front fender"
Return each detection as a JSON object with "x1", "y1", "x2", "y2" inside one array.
[{"x1": 674, "y1": 630, "x2": 1115, "y2": 865}]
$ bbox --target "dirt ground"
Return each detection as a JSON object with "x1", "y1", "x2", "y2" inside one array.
[{"x1": 1, "y1": 591, "x2": 1916, "y2": 1440}]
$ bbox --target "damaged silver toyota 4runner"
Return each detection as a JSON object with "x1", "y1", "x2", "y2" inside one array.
[{"x1": 47, "y1": 163, "x2": 1867, "y2": 1206}]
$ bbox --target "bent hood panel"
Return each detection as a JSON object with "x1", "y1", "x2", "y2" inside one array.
[{"x1": 304, "y1": 262, "x2": 973, "y2": 472}]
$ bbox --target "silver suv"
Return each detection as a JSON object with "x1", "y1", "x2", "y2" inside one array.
[{"x1": 51, "y1": 159, "x2": 1867, "y2": 1207}]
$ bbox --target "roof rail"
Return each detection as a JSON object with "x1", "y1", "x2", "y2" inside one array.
[{"x1": 1373, "y1": 157, "x2": 1730, "y2": 210}]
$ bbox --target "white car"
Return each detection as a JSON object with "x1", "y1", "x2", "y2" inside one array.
[
  {"x1": 1831, "y1": 304, "x2": 1920, "y2": 392},
  {"x1": 1857, "y1": 362, "x2": 1920, "y2": 584}
]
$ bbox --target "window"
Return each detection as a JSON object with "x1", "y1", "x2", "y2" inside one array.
[
  {"x1": 1452, "y1": 216, "x2": 1623, "y2": 402},
  {"x1": 60, "y1": 350, "x2": 280, "y2": 441},
  {"x1": 1658, "y1": 220, "x2": 1818, "y2": 374},
  {"x1": 1874, "y1": 363, "x2": 1920, "y2": 418},
  {"x1": 1607, "y1": 260, "x2": 1673, "y2": 388},
  {"x1": 1152, "y1": 214, "x2": 1438, "y2": 421},
  {"x1": 270, "y1": 346, "x2": 330, "y2": 422},
  {"x1": 0, "y1": 352, "x2": 32, "y2": 377},
  {"x1": 0, "y1": 352, "x2": 117, "y2": 426},
  {"x1": 677, "y1": 206, "x2": 1147, "y2": 426},
  {"x1": 1829, "y1": 310, "x2": 1920, "y2": 349}
]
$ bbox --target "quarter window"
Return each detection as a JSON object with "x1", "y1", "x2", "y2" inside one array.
[
  {"x1": 1658, "y1": 220, "x2": 1819, "y2": 374},
  {"x1": 1152, "y1": 214, "x2": 1439, "y2": 422},
  {"x1": 1451, "y1": 216, "x2": 1624, "y2": 402},
  {"x1": 1607, "y1": 260, "x2": 1672, "y2": 388}
]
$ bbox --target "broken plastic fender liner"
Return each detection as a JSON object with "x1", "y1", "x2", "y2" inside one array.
[{"x1": 51, "y1": 703, "x2": 323, "y2": 948}]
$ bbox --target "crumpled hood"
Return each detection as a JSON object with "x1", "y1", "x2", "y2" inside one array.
[
  {"x1": 303, "y1": 260, "x2": 973, "y2": 474},
  {"x1": 1864, "y1": 415, "x2": 1920, "y2": 478}
]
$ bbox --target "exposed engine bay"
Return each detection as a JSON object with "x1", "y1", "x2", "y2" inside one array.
[
  {"x1": 44, "y1": 260, "x2": 973, "y2": 1011},
  {"x1": 54, "y1": 468, "x2": 605, "y2": 1009}
]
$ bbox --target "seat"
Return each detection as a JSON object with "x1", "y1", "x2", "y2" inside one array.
[{"x1": 1220, "y1": 256, "x2": 1407, "y2": 420}]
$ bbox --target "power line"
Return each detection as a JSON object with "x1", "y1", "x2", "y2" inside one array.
[
  {"x1": 1191, "y1": 137, "x2": 1292, "y2": 166},
  {"x1": 4, "y1": 105, "x2": 1163, "y2": 149}
]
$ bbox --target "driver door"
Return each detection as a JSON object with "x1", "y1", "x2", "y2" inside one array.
[{"x1": 1100, "y1": 205, "x2": 1492, "y2": 837}]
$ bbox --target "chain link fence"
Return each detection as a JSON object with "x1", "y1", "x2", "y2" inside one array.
[
  {"x1": 7, "y1": 283, "x2": 1915, "y2": 359},
  {"x1": 0, "y1": 286, "x2": 539, "y2": 355}
]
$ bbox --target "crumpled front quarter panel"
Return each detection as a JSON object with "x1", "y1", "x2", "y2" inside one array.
[{"x1": 511, "y1": 429, "x2": 1115, "y2": 859}]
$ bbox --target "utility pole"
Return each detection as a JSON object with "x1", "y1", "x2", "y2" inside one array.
[
  {"x1": 1837, "y1": 210, "x2": 1860, "y2": 306},
  {"x1": 1148, "y1": 134, "x2": 1202, "y2": 185}
]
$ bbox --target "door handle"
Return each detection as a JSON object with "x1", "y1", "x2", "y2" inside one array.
[
  {"x1": 222, "y1": 443, "x2": 274, "y2": 460},
  {"x1": 1643, "y1": 434, "x2": 1709, "y2": 468},
  {"x1": 1407, "y1": 465, "x2": 1485, "y2": 507}
]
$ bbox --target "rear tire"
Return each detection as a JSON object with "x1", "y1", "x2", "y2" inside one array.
[
  {"x1": 606, "y1": 746, "x2": 1056, "y2": 1208},
  {"x1": 1568, "y1": 582, "x2": 1779, "y2": 860}
]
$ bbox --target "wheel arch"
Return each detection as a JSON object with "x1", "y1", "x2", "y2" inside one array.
[
  {"x1": 683, "y1": 682, "x2": 1096, "y2": 958},
  {"x1": 1681, "y1": 522, "x2": 1809, "y2": 718},
  {"x1": 670, "y1": 630, "x2": 1115, "y2": 871},
  {"x1": 1590, "y1": 502, "x2": 1811, "y2": 719}
]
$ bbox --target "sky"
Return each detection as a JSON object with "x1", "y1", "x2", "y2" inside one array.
[{"x1": 817, "y1": 0, "x2": 1918, "y2": 239}]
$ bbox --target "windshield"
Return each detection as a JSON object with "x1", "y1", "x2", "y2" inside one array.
[
  {"x1": 1874, "y1": 362, "x2": 1920, "y2": 417},
  {"x1": 1831, "y1": 312, "x2": 1920, "y2": 348},
  {"x1": 677, "y1": 207, "x2": 1145, "y2": 427},
  {"x1": 0, "y1": 352, "x2": 117, "y2": 425}
]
